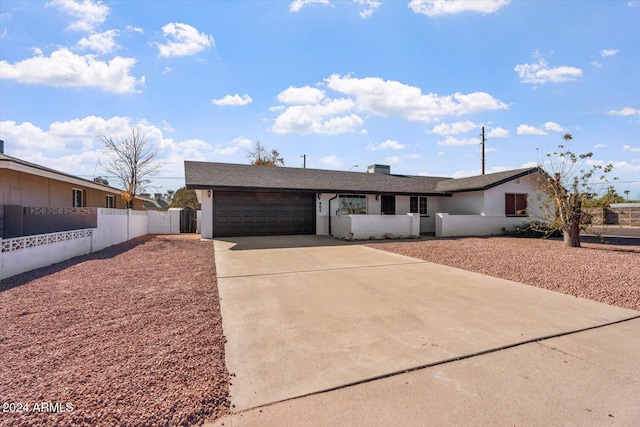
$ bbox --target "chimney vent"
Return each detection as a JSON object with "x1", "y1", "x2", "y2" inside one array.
[
  {"x1": 0, "y1": 139, "x2": 4, "y2": 154},
  {"x1": 367, "y1": 164, "x2": 390, "y2": 174}
]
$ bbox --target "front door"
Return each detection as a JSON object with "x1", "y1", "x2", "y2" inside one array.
[{"x1": 381, "y1": 195, "x2": 395, "y2": 215}]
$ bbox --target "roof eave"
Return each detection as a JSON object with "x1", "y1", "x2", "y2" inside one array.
[{"x1": 187, "y1": 184, "x2": 451, "y2": 197}]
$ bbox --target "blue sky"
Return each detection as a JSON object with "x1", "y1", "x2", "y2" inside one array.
[{"x1": 1, "y1": 0, "x2": 639, "y2": 198}]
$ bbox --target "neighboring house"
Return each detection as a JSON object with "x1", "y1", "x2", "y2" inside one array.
[
  {"x1": 0, "y1": 152, "x2": 154, "y2": 237},
  {"x1": 184, "y1": 161, "x2": 543, "y2": 239}
]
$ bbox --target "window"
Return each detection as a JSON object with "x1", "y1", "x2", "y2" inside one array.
[
  {"x1": 410, "y1": 196, "x2": 428, "y2": 215},
  {"x1": 338, "y1": 194, "x2": 367, "y2": 214},
  {"x1": 106, "y1": 195, "x2": 115, "y2": 208},
  {"x1": 505, "y1": 193, "x2": 527, "y2": 216},
  {"x1": 72, "y1": 188, "x2": 84, "y2": 207}
]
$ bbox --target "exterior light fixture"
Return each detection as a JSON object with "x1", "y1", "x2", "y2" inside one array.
[{"x1": 207, "y1": 190, "x2": 212, "y2": 198}]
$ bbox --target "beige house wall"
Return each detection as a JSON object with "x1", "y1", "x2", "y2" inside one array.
[{"x1": 0, "y1": 169, "x2": 146, "y2": 209}]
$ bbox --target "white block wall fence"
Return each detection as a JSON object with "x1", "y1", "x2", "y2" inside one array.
[
  {"x1": 436, "y1": 213, "x2": 528, "y2": 238},
  {"x1": 331, "y1": 214, "x2": 420, "y2": 240},
  {"x1": 0, "y1": 208, "x2": 183, "y2": 281}
]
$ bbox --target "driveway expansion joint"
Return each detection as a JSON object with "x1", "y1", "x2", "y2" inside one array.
[
  {"x1": 217, "y1": 260, "x2": 427, "y2": 279},
  {"x1": 225, "y1": 314, "x2": 640, "y2": 415},
  {"x1": 536, "y1": 339, "x2": 640, "y2": 384}
]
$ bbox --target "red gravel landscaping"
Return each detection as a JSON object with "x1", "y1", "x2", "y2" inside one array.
[
  {"x1": 368, "y1": 236, "x2": 640, "y2": 312},
  {"x1": 0, "y1": 235, "x2": 229, "y2": 426}
]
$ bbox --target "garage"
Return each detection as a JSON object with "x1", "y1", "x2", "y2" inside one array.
[{"x1": 213, "y1": 191, "x2": 316, "y2": 237}]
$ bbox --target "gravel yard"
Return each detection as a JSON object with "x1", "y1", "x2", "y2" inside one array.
[
  {"x1": 0, "y1": 235, "x2": 229, "y2": 426},
  {"x1": 368, "y1": 236, "x2": 640, "y2": 312}
]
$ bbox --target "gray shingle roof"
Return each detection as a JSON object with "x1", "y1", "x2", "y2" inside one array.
[
  {"x1": 185, "y1": 161, "x2": 450, "y2": 195},
  {"x1": 185, "y1": 161, "x2": 540, "y2": 196},
  {"x1": 435, "y1": 167, "x2": 540, "y2": 192}
]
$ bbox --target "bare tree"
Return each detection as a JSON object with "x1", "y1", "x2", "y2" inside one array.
[
  {"x1": 246, "y1": 141, "x2": 284, "y2": 166},
  {"x1": 98, "y1": 127, "x2": 160, "y2": 208},
  {"x1": 535, "y1": 133, "x2": 614, "y2": 247}
]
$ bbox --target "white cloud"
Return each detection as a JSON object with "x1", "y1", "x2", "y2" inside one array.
[
  {"x1": 161, "y1": 120, "x2": 174, "y2": 133},
  {"x1": 437, "y1": 152, "x2": 444, "y2": 156},
  {"x1": 594, "y1": 144, "x2": 607, "y2": 149},
  {"x1": 521, "y1": 161, "x2": 538, "y2": 168},
  {"x1": 47, "y1": 0, "x2": 110, "y2": 32},
  {"x1": 319, "y1": 155, "x2": 342, "y2": 167},
  {"x1": 0, "y1": 48, "x2": 144, "y2": 93},
  {"x1": 276, "y1": 86, "x2": 325, "y2": 104},
  {"x1": 211, "y1": 93, "x2": 253, "y2": 106},
  {"x1": 383, "y1": 153, "x2": 420, "y2": 164},
  {"x1": 427, "y1": 121, "x2": 478, "y2": 135},
  {"x1": 543, "y1": 121, "x2": 566, "y2": 132},
  {"x1": 600, "y1": 48, "x2": 619, "y2": 57},
  {"x1": 607, "y1": 107, "x2": 638, "y2": 116},
  {"x1": 0, "y1": 115, "x2": 216, "y2": 183},
  {"x1": 514, "y1": 54, "x2": 582, "y2": 84},
  {"x1": 366, "y1": 139, "x2": 405, "y2": 151},
  {"x1": 386, "y1": 155, "x2": 401, "y2": 165},
  {"x1": 325, "y1": 74, "x2": 507, "y2": 122},
  {"x1": 162, "y1": 67, "x2": 172, "y2": 75},
  {"x1": 212, "y1": 137, "x2": 253, "y2": 155},
  {"x1": 408, "y1": 0, "x2": 511, "y2": 16},
  {"x1": 156, "y1": 23, "x2": 214, "y2": 57},
  {"x1": 271, "y1": 98, "x2": 363, "y2": 135},
  {"x1": 517, "y1": 124, "x2": 547, "y2": 135},
  {"x1": 437, "y1": 136, "x2": 481, "y2": 146},
  {"x1": 77, "y1": 29, "x2": 119, "y2": 54},
  {"x1": 487, "y1": 127, "x2": 509, "y2": 138},
  {"x1": 624, "y1": 145, "x2": 640, "y2": 152},
  {"x1": 590, "y1": 61, "x2": 603, "y2": 68},
  {"x1": 587, "y1": 159, "x2": 640, "y2": 173},
  {"x1": 272, "y1": 75, "x2": 506, "y2": 135},
  {"x1": 355, "y1": 0, "x2": 382, "y2": 18},
  {"x1": 126, "y1": 25, "x2": 144, "y2": 34},
  {"x1": 0, "y1": 115, "x2": 133, "y2": 153},
  {"x1": 289, "y1": 0, "x2": 330, "y2": 12}
]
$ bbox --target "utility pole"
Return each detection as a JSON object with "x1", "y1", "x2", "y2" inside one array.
[
  {"x1": 301, "y1": 154, "x2": 306, "y2": 169},
  {"x1": 481, "y1": 126, "x2": 486, "y2": 175}
]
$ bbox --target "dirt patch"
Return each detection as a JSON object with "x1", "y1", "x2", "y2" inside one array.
[
  {"x1": 0, "y1": 235, "x2": 230, "y2": 426},
  {"x1": 368, "y1": 237, "x2": 640, "y2": 312}
]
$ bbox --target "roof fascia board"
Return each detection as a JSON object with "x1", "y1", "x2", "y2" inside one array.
[
  {"x1": 449, "y1": 168, "x2": 539, "y2": 193},
  {"x1": 186, "y1": 184, "x2": 451, "y2": 197}
]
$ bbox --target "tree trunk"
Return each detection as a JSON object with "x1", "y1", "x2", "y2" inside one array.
[{"x1": 563, "y1": 221, "x2": 581, "y2": 247}]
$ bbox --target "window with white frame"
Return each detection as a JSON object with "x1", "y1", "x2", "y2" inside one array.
[
  {"x1": 72, "y1": 188, "x2": 84, "y2": 207},
  {"x1": 505, "y1": 193, "x2": 528, "y2": 216},
  {"x1": 338, "y1": 194, "x2": 367, "y2": 214},
  {"x1": 410, "y1": 196, "x2": 428, "y2": 215},
  {"x1": 106, "y1": 195, "x2": 115, "y2": 208}
]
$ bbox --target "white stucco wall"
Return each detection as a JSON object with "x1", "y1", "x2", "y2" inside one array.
[
  {"x1": 438, "y1": 191, "x2": 485, "y2": 215},
  {"x1": 316, "y1": 193, "x2": 381, "y2": 235},
  {"x1": 1, "y1": 208, "x2": 187, "y2": 280},
  {"x1": 436, "y1": 214, "x2": 529, "y2": 237},
  {"x1": 148, "y1": 210, "x2": 180, "y2": 234},
  {"x1": 483, "y1": 174, "x2": 541, "y2": 217},
  {"x1": 331, "y1": 214, "x2": 419, "y2": 240},
  {"x1": 0, "y1": 230, "x2": 93, "y2": 280},
  {"x1": 129, "y1": 210, "x2": 148, "y2": 239},
  {"x1": 93, "y1": 208, "x2": 129, "y2": 251},
  {"x1": 199, "y1": 190, "x2": 213, "y2": 239}
]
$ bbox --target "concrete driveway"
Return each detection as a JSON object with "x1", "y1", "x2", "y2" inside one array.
[{"x1": 209, "y1": 236, "x2": 640, "y2": 425}]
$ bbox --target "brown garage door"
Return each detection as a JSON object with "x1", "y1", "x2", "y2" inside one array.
[{"x1": 213, "y1": 191, "x2": 316, "y2": 237}]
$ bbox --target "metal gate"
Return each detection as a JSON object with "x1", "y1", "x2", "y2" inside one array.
[{"x1": 180, "y1": 207, "x2": 197, "y2": 233}]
